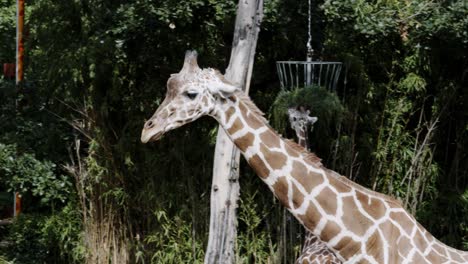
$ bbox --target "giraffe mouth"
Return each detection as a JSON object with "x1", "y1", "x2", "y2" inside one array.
[
  {"x1": 141, "y1": 127, "x2": 165, "y2": 143},
  {"x1": 149, "y1": 132, "x2": 164, "y2": 142}
]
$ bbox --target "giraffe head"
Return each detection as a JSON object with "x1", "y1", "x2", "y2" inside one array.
[
  {"x1": 141, "y1": 51, "x2": 239, "y2": 143},
  {"x1": 288, "y1": 107, "x2": 318, "y2": 134}
]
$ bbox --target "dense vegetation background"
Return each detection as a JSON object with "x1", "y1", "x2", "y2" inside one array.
[{"x1": 0, "y1": 0, "x2": 467, "y2": 263}]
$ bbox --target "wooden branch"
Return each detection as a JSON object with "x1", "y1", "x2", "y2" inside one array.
[
  {"x1": 0, "y1": 219, "x2": 12, "y2": 226},
  {"x1": 204, "y1": 1, "x2": 263, "y2": 263}
]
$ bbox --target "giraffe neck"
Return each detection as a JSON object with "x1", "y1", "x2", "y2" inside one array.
[
  {"x1": 295, "y1": 127, "x2": 309, "y2": 150},
  {"x1": 213, "y1": 92, "x2": 339, "y2": 238},
  {"x1": 211, "y1": 92, "x2": 468, "y2": 263}
]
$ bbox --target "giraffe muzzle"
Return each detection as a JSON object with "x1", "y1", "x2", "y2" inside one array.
[{"x1": 141, "y1": 119, "x2": 166, "y2": 143}]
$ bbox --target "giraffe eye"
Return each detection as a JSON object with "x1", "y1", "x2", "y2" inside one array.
[{"x1": 185, "y1": 91, "x2": 198, "y2": 100}]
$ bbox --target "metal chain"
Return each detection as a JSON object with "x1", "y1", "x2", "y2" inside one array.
[{"x1": 307, "y1": 0, "x2": 313, "y2": 60}]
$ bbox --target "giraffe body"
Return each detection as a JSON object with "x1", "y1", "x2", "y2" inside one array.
[{"x1": 141, "y1": 51, "x2": 468, "y2": 264}]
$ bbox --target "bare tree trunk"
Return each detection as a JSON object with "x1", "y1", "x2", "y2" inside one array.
[{"x1": 204, "y1": 1, "x2": 263, "y2": 263}]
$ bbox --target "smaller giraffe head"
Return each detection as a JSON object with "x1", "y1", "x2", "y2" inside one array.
[
  {"x1": 141, "y1": 51, "x2": 239, "y2": 143},
  {"x1": 288, "y1": 107, "x2": 318, "y2": 133}
]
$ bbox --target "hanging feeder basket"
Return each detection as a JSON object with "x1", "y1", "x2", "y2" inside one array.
[
  {"x1": 276, "y1": 61, "x2": 343, "y2": 91},
  {"x1": 276, "y1": 0, "x2": 343, "y2": 92}
]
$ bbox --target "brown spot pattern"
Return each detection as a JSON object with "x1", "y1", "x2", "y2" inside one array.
[
  {"x1": 365, "y1": 232, "x2": 384, "y2": 263},
  {"x1": 449, "y1": 250, "x2": 465, "y2": 262},
  {"x1": 328, "y1": 175, "x2": 352, "y2": 193},
  {"x1": 291, "y1": 161, "x2": 323, "y2": 193},
  {"x1": 245, "y1": 115, "x2": 264, "y2": 130},
  {"x1": 234, "y1": 132, "x2": 255, "y2": 150},
  {"x1": 432, "y1": 243, "x2": 445, "y2": 255},
  {"x1": 356, "y1": 191, "x2": 386, "y2": 220},
  {"x1": 298, "y1": 203, "x2": 321, "y2": 232},
  {"x1": 259, "y1": 130, "x2": 280, "y2": 148},
  {"x1": 248, "y1": 154, "x2": 269, "y2": 179},
  {"x1": 414, "y1": 229, "x2": 428, "y2": 252},
  {"x1": 227, "y1": 117, "x2": 243, "y2": 134},
  {"x1": 390, "y1": 211, "x2": 414, "y2": 235},
  {"x1": 412, "y1": 252, "x2": 426, "y2": 263},
  {"x1": 379, "y1": 221, "x2": 400, "y2": 251},
  {"x1": 316, "y1": 187, "x2": 338, "y2": 216},
  {"x1": 320, "y1": 220, "x2": 341, "y2": 242},
  {"x1": 292, "y1": 183, "x2": 304, "y2": 209},
  {"x1": 426, "y1": 250, "x2": 441, "y2": 263},
  {"x1": 397, "y1": 236, "x2": 411, "y2": 256},
  {"x1": 424, "y1": 230, "x2": 434, "y2": 243},
  {"x1": 260, "y1": 143, "x2": 287, "y2": 170},
  {"x1": 166, "y1": 77, "x2": 181, "y2": 98},
  {"x1": 341, "y1": 196, "x2": 373, "y2": 236},
  {"x1": 224, "y1": 107, "x2": 236, "y2": 123},
  {"x1": 273, "y1": 177, "x2": 290, "y2": 208},
  {"x1": 334, "y1": 236, "x2": 362, "y2": 260},
  {"x1": 284, "y1": 141, "x2": 300, "y2": 157}
]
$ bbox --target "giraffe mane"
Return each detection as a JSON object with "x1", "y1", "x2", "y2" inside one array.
[
  {"x1": 284, "y1": 139, "x2": 323, "y2": 165},
  {"x1": 234, "y1": 90, "x2": 268, "y2": 124},
  {"x1": 327, "y1": 169, "x2": 403, "y2": 206}
]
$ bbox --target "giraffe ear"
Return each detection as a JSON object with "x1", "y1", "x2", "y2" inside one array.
[
  {"x1": 209, "y1": 82, "x2": 238, "y2": 98},
  {"x1": 309, "y1": 116, "x2": 318, "y2": 125}
]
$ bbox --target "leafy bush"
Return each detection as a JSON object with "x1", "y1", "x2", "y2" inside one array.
[
  {"x1": 0, "y1": 143, "x2": 72, "y2": 206},
  {"x1": 236, "y1": 191, "x2": 277, "y2": 264},
  {"x1": 1, "y1": 205, "x2": 84, "y2": 264},
  {"x1": 270, "y1": 86, "x2": 346, "y2": 135},
  {"x1": 0, "y1": 255, "x2": 12, "y2": 264},
  {"x1": 3, "y1": 214, "x2": 49, "y2": 263},
  {"x1": 145, "y1": 209, "x2": 204, "y2": 264}
]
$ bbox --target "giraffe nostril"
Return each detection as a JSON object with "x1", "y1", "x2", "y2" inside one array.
[{"x1": 146, "y1": 120, "x2": 154, "y2": 129}]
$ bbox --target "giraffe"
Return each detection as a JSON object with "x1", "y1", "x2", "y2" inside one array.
[
  {"x1": 288, "y1": 107, "x2": 341, "y2": 264},
  {"x1": 288, "y1": 107, "x2": 317, "y2": 149},
  {"x1": 141, "y1": 51, "x2": 468, "y2": 264}
]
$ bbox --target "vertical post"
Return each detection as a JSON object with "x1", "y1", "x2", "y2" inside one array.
[
  {"x1": 14, "y1": 193, "x2": 21, "y2": 217},
  {"x1": 16, "y1": 0, "x2": 25, "y2": 85},
  {"x1": 14, "y1": 0, "x2": 25, "y2": 218},
  {"x1": 205, "y1": 1, "x2": 263, "y2": 263}
]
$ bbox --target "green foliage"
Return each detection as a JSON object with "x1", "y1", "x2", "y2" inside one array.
[
  {"x1": 237, "y1": 192, "x2": 276, "y2": 263},
  {"x1": 462, "y1": 189, "x2": 468, "y2": 250},
  {"x1": 145, "y1": 209, "x2": 204, "y2": 264},
  {"x1": 270, "y1": 86, "x2": 345, "y2": 134},
  {"x1": 3, "y1": 214, "x2": 55, "y2": 263},
  {"x1": 0, "y1": 255, "x2": 12, "y2": 264},
  {"x1": 40, "y1": 203, "x2": 85, "y2": 262},
  {"x1": 1, "y1": 206, "x2": 83, "y2": 264},
  {"x1": 0, "y1": 0, "x2": 16, "y2": 62},
  {"x1": 0, "y1": 144, "x2": 72, "y2": 205},
  {"x1": 0, "y1": 206, "x2": 85, "y2": 264},
  {"x1": 322, "y1": 0, "x2": 468, "y2": 44},
  {"x1": 270, "y1": 86, "x2": 347, "y2": 162}
]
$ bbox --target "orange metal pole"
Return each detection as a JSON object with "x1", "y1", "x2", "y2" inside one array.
[
  {"x1": 14, "y1": 0, "x2": 25, "y2": 217},
  {"x1": 14, "y1": 193, "x2": 21, "y2": 217},
  {"x1": 16, "y1": 0, "x2": 25, "y2": 84}
]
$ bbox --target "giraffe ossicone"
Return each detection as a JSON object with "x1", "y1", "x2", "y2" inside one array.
[{"x1": 141, "y1": 51, "x2": 468, "y2": 264}]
